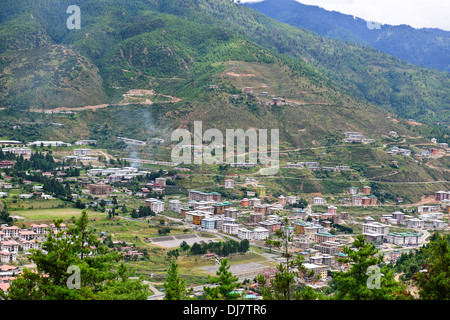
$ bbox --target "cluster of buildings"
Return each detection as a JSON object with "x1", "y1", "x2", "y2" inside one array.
[
  {"x1": 90, "y1": 167, "x2": 145, "y2": 182},
  {"x1": 342, "y1": 186, "x2": 378, "y2": 206},
  {"x1": 116, "y1": 137, "x2": 146, "y2": 145},
  {"x1": 362, "y1": 207, "x2": 448, "y2": 246},
  {"x1": 285, "y1": 162, "x2": 350, "y2": 172},
  {"x1": 343, "y1": 132, "x2": 375, "y2": 144},
  {"x1": 1, "y1": 147, "x2": 32, "y2": 157},
  {"x1": 387, "y1": 146, "x2": 411, "y2": 157},
  {"x1": 435, "y1": 190, "x2": 450, "y2": 201},
  {"x1": 26, "y1": 141, "x2": 71, "y2": 147},
  {"x1": 65, "y1": 149, "x2": 98, "y2": 162},
  {"x1": 0, "y1": 223, "x2": 67, "y2": 263}
]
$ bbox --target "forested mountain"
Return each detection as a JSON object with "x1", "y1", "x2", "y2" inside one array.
[
  {"x1": 0, "y1": 0, "x2": 448, "y2": 135},
  {"x1": 245, "y1": 0, "x2": 450, "y2": 72}
]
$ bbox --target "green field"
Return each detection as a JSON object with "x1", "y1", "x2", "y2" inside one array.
[{"x1": 13, "y1": 208, "x2": 106, "y2": 222}]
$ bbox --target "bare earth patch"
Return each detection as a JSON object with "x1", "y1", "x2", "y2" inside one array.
[{"x1": 225, "y1": 72, "x2": 256, "y2": 77}]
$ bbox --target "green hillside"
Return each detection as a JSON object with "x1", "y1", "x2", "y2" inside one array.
[{"x1": 0, "y1": 0, "x2": 448, "y2": 141}]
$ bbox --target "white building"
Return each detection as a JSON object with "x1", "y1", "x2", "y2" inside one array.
[
  {"x1": 313, "y1": 197, "x2": 325, "y2": 205},
  {"x1": 77, "y1": 156, "x2": 97, "y2": 162},
  {"x1": 253, "y1": 227, "x2": 270, "y2": 240},
  {"x1": 417, "y1": 205, "x2": 440, "y2": 213},
  {"x1": 222, "y1": 223, "x2": 239, "y2": 235},
  {"x1": 201, "y1": 217, "x2": 216, "y2": 230},
  {"x1": 169, "y1": 200, "x2": 181, "y2": 213},
  {"x1": 406, "y1": 218, "x2": 425, "y2": 229},
  {"x1": 2, "y1": 147, "x2": 32, "y2": 156},
  {"x1": 286, "y1": 196, "x2": 298, "y2": 205},
  {"x1": 74, "y1": 149, "x2": 92, "y2": 155},
  {"x1": 145, "y1": 198, "x2": 165, "y2": 214},
  {"x1": 75, "y1": 140, "x2": 97, "y2": 145},
  {"x1": 238, "y1": 228, "x2": 253, "y2": 240},
  {"x1": 0, "y1": 251, "x2": 17, "y2": 263},
  {"x1": 27, "y1": 141, "x2": 71, "y2": 147},
  {"x1": 362, "y1": 222, "x2": 389, "y2": 236},
  {"x1": 224, "y1": 179, "x2": 234, "y2": 189},
  {"x1": 386, "y1": 232, "x2": 422, "y2": 245},
  {"x1": 431, "y1": 220, "x2": 446, "y2": 229}
]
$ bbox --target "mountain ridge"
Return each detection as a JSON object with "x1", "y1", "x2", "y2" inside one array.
[
  {"x1": 0, "y1": 0, "x2": 448, "y2": 140},
  {"x1": 245, "y1": 0, "x2": 450, "y2": 72}
]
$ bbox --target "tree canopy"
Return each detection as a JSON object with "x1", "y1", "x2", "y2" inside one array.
[{"x1": 1, "y1": 210, "x2": 149, "y2": 300}]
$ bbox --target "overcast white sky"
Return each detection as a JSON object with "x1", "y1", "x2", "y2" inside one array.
[{"x1": 241, "y1": 0, "x2": 450, "y2": 31}]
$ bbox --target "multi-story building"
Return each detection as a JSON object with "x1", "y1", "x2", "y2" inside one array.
[
  {"x1": 314, "y1": 241, "x2": 344, "y2": 255},
  {"x1": 362, "y1": 186, "x2": 371, "y2": 194},
  {"x1": 386, "y1": 232, "x2": 422, "y2": 246},
  {"x1": 392, "y1": 211, "x2": 405, "y2": 222},
  {"x1": 327, "y1": 205, "x2": 337, "y2": 215},
  {"x1": 406, "y1": 218, "x2": 425, "y2": 229},
  {"x1": 435, "y1": 191, "x2": 450, "y2": 201},
  {"x1": 0, "y1": 251, "x2": 17, "y2": 263},
  {"x1": 188, "y1": 190, "x2": 214, "y2": 201},
  {"x1": 248, "y1": 197, "x2": 262, "y2": 208},
  {"x1": 313, "y1": 197, "x2": 325, "y2": 205},
  {"x1": 278, "y1": 195, "x2": 287, "y2": 206},
  {"x1": 238, "y1": 228, "x2": 253, "y2": 240},
  {"x1": 2, "y1": 147, "x2": 32, "y2": 157},
  {"x1": 362, "y1": 222, "x2": 389, "y2": 245},
  {"x1": 224, "y1": 208, "x2": 239, "y2": 219},
  {"x1": 301, "y1": 263, "x2": 328, "y2": 280},
  {"x1": 254, "y1": 204, "x2": 268, "y2": 215},
  {"x1": 88, "y1": 183, "x2": 111, "y2": 196},
  {"x1": 1, "y1": 226, "x2": 21, "y2": 238},
  {"x1": 169, "y1": 200, "x2": 181, "y2": 213},
  {"x1": 222, "y1": 223, "x2": 239, "y2": 235},
  {"x1": 314, "y1": 232, "x2": 336, "y2": 244},
  {"x1": 253, "y1": 227, "x2": 270, "y2": 240},
  {"x1": 362, "y1": 222, "x2": 389, "y2": 236},
  {"x1": 249, "y1": 212, "x2": 264, "y2": 224},
  {"x1": 267, "y1": 204, "x2": 284, "y2": 215},
  {"x1": 259, "y1": 220, "x2": 282, "y2": 234},
  {"x1": 224, "y1": 179, "x2": 234, "y2": 189},
  {"x1": 145, "y1": 198, "x2": 165, "y2": 213},
  {"x1": 417, "y1": 205, "x2": 440, "y2": 213},
  {"x1": 213, "y1": 202, "x2": 232, "y2": 215},
  {"x1": 19, "y1": 230, "x2": 37, "y2": 241},
  {"x1": 240, "y1": 198, "x2": 249, "y2": 207},
  {"x1": 348, "y1": 187, "x2": 358, "y2": 195},
  {"x1": 1, "y1": 240, "x2": 19, "y2": 253},
  {"x1": 294, "y1": 221, "x2": 309, "y2": 235},
  {"x1": 286, "y1": 196, "x2": 297, "y2": 205},
  {"x1": 74, "y1": 149, "x2": 92, "y2": 156},
  {"x1": 352, "y1": 194, "x2": 362, "y2": 205},
  {"x1": 201, "y1": 217, "x2": 216, "y2": 230},
  {"x1": 155, "y1": 177, "x2": 167, "y2": 187},
  {"x1": 30, "y1": 224, "x2": 50, "y2": 235},
  {"x1": 304, "y1": 226, "x2": 322, "y2": 239}
]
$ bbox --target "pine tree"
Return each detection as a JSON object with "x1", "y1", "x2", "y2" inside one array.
[
  {"x1": 332, "y1": 235, "x2": 410, "y2": 300},
  {"x1": 204, "y1": 258, "x2": 241, "y2": 300},
  {"x1": 1, "y1": 211, "x2": 149, "y2": 300},
  {"x1": 256, "y1": 209, "x2": 310, "y2": 300},
  {"x1": 163, "y1": 262, "x2": 189, "y2": 300},
  {"x1": 414, "y1": 234, "x2": 450, "y2": 300}
]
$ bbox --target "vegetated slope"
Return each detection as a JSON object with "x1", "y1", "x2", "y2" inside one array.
[
  {"x1": 245, "y1": 0, "x2": 450, "y2": 72},
  {"x1": 145, "y1": 0, "x2": 450, "y2": 127},
  {"x1": 0, "y1": 0, "x2": 448, "y2": 131}
]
